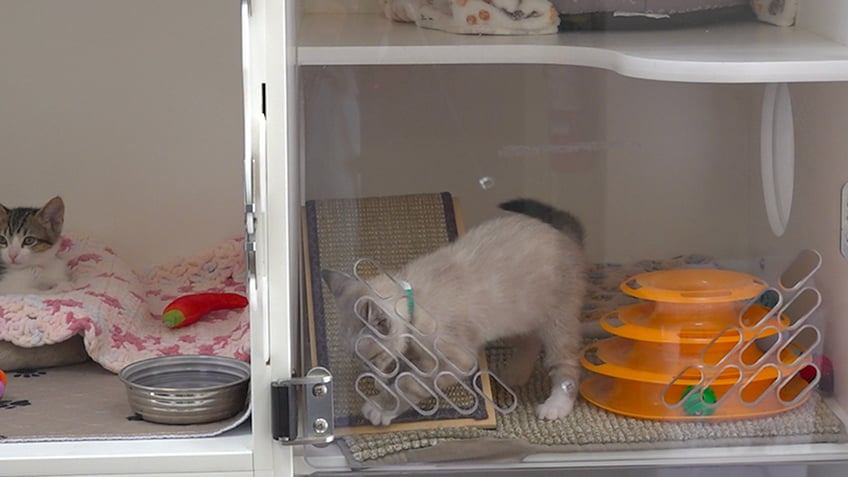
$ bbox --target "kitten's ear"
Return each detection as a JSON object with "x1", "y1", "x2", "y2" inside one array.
[
  {"x1": 36, "y1": 196, "x2": 65, "y2": 233},
  {"x1": 321, "y1": 269, "x2": 357, "y2": 298},
  {"x1": 365, "y1": 304, "x2": 392, "y2": 335}
]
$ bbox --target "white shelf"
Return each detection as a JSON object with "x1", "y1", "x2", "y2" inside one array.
[
  {"x1": 298, "y1": 13, "x2": 848, "y2": 83},
  {"x1": 298, "y1": 441, "x2": 848, "y2": 474},
  {"x1": 0, "y1": 425, "x2": 254, "y2": 477}
]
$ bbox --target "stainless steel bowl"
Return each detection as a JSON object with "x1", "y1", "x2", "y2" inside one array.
[{"x1": 119, "y1": 355, "x2": 250, "y2": 425}]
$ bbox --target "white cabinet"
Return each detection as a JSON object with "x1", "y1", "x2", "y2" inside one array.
[
  {"x1": 285, "y1": 0, "x2": 848, "y2": 475},
  {"x1": 5, "y1": 0, "x2": 848, "y2": 476},
  {"x1": 0, "y1": 1, "x2": 280, "y2": 476}
]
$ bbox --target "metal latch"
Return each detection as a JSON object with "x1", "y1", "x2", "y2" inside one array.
[{"x1": 271, "y1": 367, "x2": 334, "y2": 445}]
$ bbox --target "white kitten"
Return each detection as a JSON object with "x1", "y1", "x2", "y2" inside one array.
[{"x1": 323, "y1": 198, "x2": 586, "y2": 425}]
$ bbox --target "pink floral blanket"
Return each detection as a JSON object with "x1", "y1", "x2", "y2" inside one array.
[{"x1": 0, "y1": 236, "x2": 249, "y2": 373}]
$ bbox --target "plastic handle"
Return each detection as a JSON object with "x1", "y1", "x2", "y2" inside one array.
[{"x1": 760, "y1": 83, "x2": 795, "y2": 237}]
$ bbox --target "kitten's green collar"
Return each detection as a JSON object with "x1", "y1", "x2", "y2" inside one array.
[{"x1": 399, "y1": 279, "x2": 414, "y2": 318}]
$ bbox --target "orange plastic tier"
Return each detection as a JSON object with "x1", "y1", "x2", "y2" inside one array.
[
  {"x1": 581, "y1": 372, "x2": 816, "y2": 421},
  {"x1": 621, "y1": 269, "x2": 768, "y2": 304},
  {"x1": 580, "y1": 337, "x2": 811, "y2": 385},
  {"x1": 600, "y1": 302, "x2": 787, "y2": 344}
]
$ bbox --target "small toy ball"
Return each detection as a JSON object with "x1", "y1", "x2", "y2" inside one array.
[
  {"x1": 0, "y1": 370, "x2": 6, "y2": 398},
  {"x1": 682, "y1": 385, "x2": 717, "y2": 417}
]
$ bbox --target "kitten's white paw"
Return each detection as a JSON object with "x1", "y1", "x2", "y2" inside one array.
[
  {"x1": 536, "y1": 393, "x2": 575, "y2": 420},
  {"x1": 362, "y1": 401, "x2": 396, "y2": 426}
]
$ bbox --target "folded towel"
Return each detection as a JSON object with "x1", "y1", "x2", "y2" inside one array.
[
  {"x1": 550, "y1": 0, "x2": 748, "y2": 15},
  {"x1": 751, "y1": 0, "x2": 797, "y2": 27},
  {"x1": 379, "y1": 0, "x2": 560, "y2": 35}
]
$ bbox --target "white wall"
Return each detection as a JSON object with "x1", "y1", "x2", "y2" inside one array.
[
  {"x1": 0, "y1": 0, "x2": 244, "y2": 270},
  {"x1": 302, "y1": 65, "x2": 755, "y2": 264},
  {"x1": 600, "y1": 74, "x2": 755, "y2": 263}
]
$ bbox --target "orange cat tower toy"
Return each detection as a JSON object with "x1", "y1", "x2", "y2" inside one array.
[{"x1": 580, "y1": 265, "x2": 822, "y2": 421}]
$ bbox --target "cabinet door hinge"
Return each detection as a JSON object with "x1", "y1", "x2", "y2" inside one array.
[
  {"x1": 244, "y1": 204, "x2": 257, "y2": 284},
  {"x1": 271, "y1": 367, "x2": 334, "y2": 445}
]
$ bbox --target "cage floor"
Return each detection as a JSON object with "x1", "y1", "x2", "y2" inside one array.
[
  {"x1": 0, "y1": 361, "x2": 250, "y2": 443},
  {"x1": 340, "y1": 345, "x2": 847, "y2": 465},
  {"x1": 303, "y1": 193, "x2": 846, "y2": 465}
]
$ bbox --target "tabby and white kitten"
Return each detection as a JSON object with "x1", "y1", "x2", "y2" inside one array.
[
  {"x1": 0, "y1": 196, "x2": 69, "y2": 294},
  {"x1": 323, "y1": 198, "x2": 587, "y2": 425}
]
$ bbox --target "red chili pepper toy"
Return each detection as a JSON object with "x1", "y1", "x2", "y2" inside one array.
[
  {"x1": 0, "y1": 369, "x2": 6, "y2": 398},
  {"x1": 162, "y1": 292, "x2": 248, "y2": 329}
]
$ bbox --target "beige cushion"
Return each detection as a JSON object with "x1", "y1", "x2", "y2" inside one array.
[{"x1": 0, "y1": 335, "x2": 89, "y2": 370}]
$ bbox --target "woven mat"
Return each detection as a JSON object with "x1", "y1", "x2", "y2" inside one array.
[
  {"x1": 0, "y1": 361, "x2": 250, "y2": 442},
  {"x1": 342, "y1": 345, "x2": 847, "y2": 465},
  {"x1": 304, "y1": 193, "x2": 496, "y2": 434}
]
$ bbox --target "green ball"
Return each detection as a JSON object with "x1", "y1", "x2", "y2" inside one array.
[{"x1": 681, "y1": 385, "x2": 717, "y2": 417}]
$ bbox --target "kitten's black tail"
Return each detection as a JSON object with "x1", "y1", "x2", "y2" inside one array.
[{"x1": 499, "y1": 198, "x2": 585, "y2": 247}]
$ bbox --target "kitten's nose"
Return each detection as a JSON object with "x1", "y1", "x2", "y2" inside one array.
[{"x1": 8, "y1": 252, "x2": 18, "y2": 263}]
